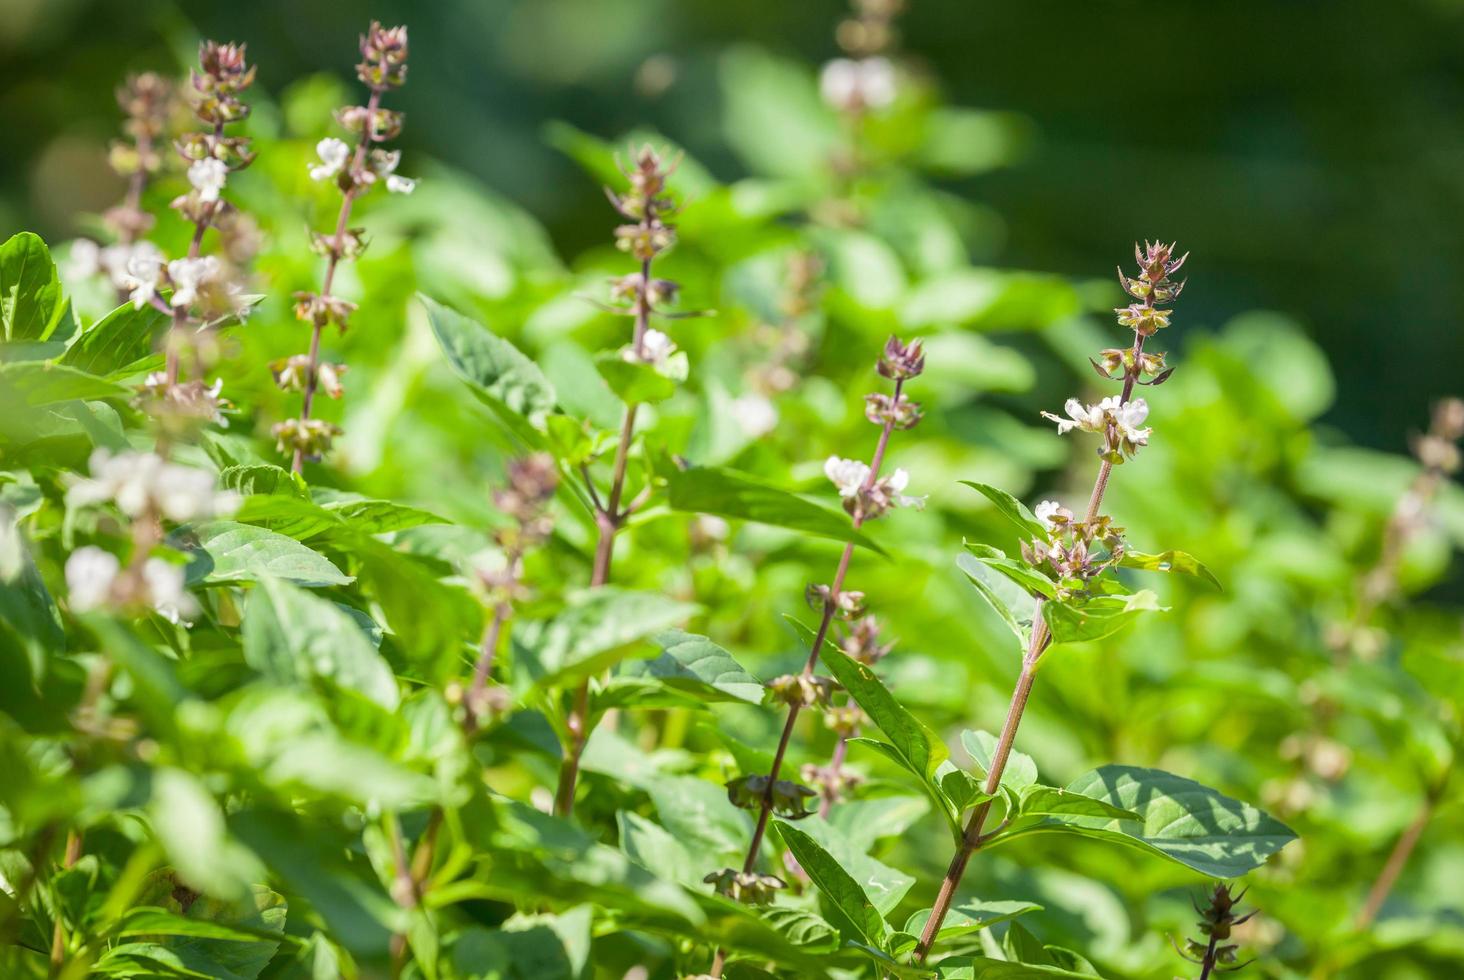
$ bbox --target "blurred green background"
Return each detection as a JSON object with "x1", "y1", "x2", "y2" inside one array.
[{"x1": 3, "y1": 0, "x2": 1462, "y2": 453}]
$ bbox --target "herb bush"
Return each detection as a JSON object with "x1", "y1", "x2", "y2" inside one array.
[{"x1": 1, "y1": 7, "x2": 1461, "y2": 980}]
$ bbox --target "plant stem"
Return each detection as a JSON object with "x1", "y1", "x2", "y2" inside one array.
[
  {"x1": 710, "y1": 380, "x2": 903, "y2": 977},
  {"x1": 48, "y1": 829, "x2": 83, "y2": 974},
  {"x1": 1356, "y1": 771, "x2": 1449, "y2": 929},
  {"x1": 292, "y1": 88, "x2": 383, "y2": 475},
  {"x1": 916, "y1": 611, "x2": 1047, "y2": 960},
  {"x1": 919, "y1": 326, "x2": 1147, "y2": 962},
  {"x1": 553, "y1": 217, "x2": 657, "y2": 818},
  {"x1": 1196, "y1": 933, "x2": 1221, "y2": 980}
]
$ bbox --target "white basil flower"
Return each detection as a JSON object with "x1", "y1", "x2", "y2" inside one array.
[
  {"x1": 141, "y1": 558, "x2": 199, "y2": 624},
  {"x1": 825, "y1": 456, "x2": 871, "y2": 498},
  {"x1": 309, "y1": 137, "x2": 351, "y2": 181},
  {"x1": 167, "y1": 256, "x2": 220, "y2": 309},
  {"x1": 638, "y1": 328, "x2": 677, "y2": 367},
  {"x1": 65, "y1": 547, "x2": 121, "y2": 612},
  {"x1": 187, "y1": 157, "x2": 229, "y2": 203},
  {"x1": 121, "y1": 250, "x2": 166, "y2": 311},
  {"x1": 731, "y1": 393, "x2": 778, "y2": 438}
]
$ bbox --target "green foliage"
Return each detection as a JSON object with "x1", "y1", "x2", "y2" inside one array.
[{"x1": 0, "y1": 16, "x2": 1457, "y2": 980}]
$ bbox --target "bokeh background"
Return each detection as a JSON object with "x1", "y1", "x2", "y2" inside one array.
[{"x1": 4, "y1": 0, "x2": 1463, "y2": 455}]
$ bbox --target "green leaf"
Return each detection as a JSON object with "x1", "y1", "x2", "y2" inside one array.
[
  {"x1": 956, "y1": 551, "x2": 1038, "y2": 646},
  {"x1": 230, "y1": 806, "x2": 398, "y2": 957},
  {"x1": 421, "y1": 294, "x2": 556, "y2": 439},
  {"x1": 960, "y1": 545, "x2": 1054, "y2": 600},
  {"x1": 646, "y1": 775, "x2": 750, "y2": 863},
  {"x1": 821, "y1": 643, "x2": 958, "y2": 839},
  {"x1": 774, "y1": 822, "x2": 888, "y2": 946},
  {"x1": 934, "y1": 960, "x2": 1097, "y2": 979},
  {"x1": 789, "y1": 818, "x2": 914, "y2": 916},
  {"x1": 1017, "y1": 785, "x2": 1140, "y2": 822},
  {"x1": 1040, "y1": 590, "x2": 1162, "y2": 645},
  {"x1": 1008, "y1": 764, "x2": 1297, "y2": 878},
  {"x1": 620, "y1": 629, "x2": 764, "y2": 704},
  {"x1": 149, "y1": 768, "x2": 265, "y2": 902},
  {"x1": 825, "y1": 796, "x2": 931, "y2": 853},
  {"x1": 1, "y1": 232, "x2": 66, "y2": 342},
  {"x1": 594, "y1": 350, "x2": 683, "y2": 404},
  {"x1": 668, "y1": 464, "x2": 884, "y2": 553},
  {"x1": 617, "y1": 810, "x2": 702, "y2": 887},
  {"x1": 1119, "y1": 549, "x2": 1221, "y2": 590},
  {"x1": 347, "y1": 535, "x2": 483, "y2": 678},
  {"x1": 219, "y1": 463, "x2": 309, "y2": 500},
  {"x1": 514, "y1": 588, "x2": 699, "y2": 690},
  {"x1": 961, "y1": 730, "x2": 1038, "y2": 792},
  {"x1": 59, "y1": 301, "x2": 168, "y2": 375},
  {"x1": 903, "y1": 900, "x2": 1042, "y2": 943},
  {"x1": 242, "y1": 577, "x2": 398, "y2": 709},
  {"x1": 0, "y1": 361, "x2": 132, "y2": 406},
  {"x1": 961, "y1": 482, "x2": 1048, "y2": 539},
  {"x1": 183, "y1": 522, "x2": 351, "y2": 587},
  {"x1": 0, "y1": 510, "x2": 64, "y2": 681}
]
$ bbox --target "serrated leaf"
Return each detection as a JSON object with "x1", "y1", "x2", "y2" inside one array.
[
  {"x1": 421, "y1": 294, "x2": 555, "y2": 441},
  {"x1": 1007, "y1": 764, "x2": 1297, "y2": 878},
  {"x1": 961, "y1": 481, "x2": 1049, "y2": 539},
  {"x1": 182, "y1": 522, "x2": 350, "y2": 587},
  {"x1": 1119, "y1": 549, "x2": 1221, "y2": 590},
  {"x1": 790, "y1": 818, "x2": 914, "y2": 916},
  {"x1": 617, "y1": 810, "x2": 702, "y2": 887},
  {"x1": 667, "y1": 465, "x2": 885, "y2": 553},
  {"x1": 961, "y1": 730, "x2": 1038, "y2": 792},
  {"x1": 242, "y1": 577, "x2": 398, "y2": 709},
  {"x1": 774, "y1": 821, "x2": 888, "y2": 946}
]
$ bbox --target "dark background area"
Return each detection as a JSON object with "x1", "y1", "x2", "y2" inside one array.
[{"x1": 4, "y1": 0, "x2": 1462, "y2": 453}]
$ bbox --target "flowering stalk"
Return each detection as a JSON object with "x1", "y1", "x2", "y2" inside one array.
[
  {"x1": 465, "y1": 454, "x2": 558, "y2": 731},
  {"x1": 915, "y1": 242, "x2": 1185, "y2": 962},
  {"x1": 806, "y1": 616, "x2": 892, "y2": 817},
  {"x1": 709, "y1": 336, "x2": 925, "y2": 977},
  {"x1": 552, "y1": 146, "x2": 683, "y2": 818},
  {"x1": 278, "y1": 22, "x2": 414, "y2": 473},
  {"x1": 819, "y1": 0, "x2": 902, "y2": 188},
  {"x1": 1175, "y1": 884, "x2": 1255, "y2": 979},
  {"x1": 161, "y1": 42, "x2": 256, "y2": 387},
  {"x1": 1347, "y1": 398, "x2": 1463, "y2": 927}
]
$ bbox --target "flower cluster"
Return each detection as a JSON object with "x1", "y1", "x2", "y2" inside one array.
[
  {"x1": 701, "y1": 869, "x2": 785, "y2": 905},
  {"x1": 725, "y1": 774, "x2": 818, "y2": 819},
  {"x1": 66, "y1": 547, "x2": 196, "y2": 625},
  {"x1": 805, "y1": 583, "x2": 865, "y2": 619},
  {"x1": 1021, "y1": 503, "x2": 1127, "y2": 597},
  {"x1": 477, "y1": 453, "x2": 558, "y2": 602},
  {"x1": 174, "y1": 42, "x2": 256, "y2": 224},
  {"x1": 825, "y1": 456, "x2": 924, "y2": 521},
  {"x1": 1176, "y1": 884, "x2": 1255, "y2": 975},
  {"x1": 606, "y1": 146, "x2": 687, "y2": 366},
  {"x1": 820, "y1": 0, "x2": 904, "y2": 113},
  {"x1": 765, "y1": 672, "x2": 839, "y2": 709},
  {"x1": 105, "y1": 73, "x2": 175, "y2": 245},
  {"x1": 1041, "y1": 396, "x2": 1152, "y2": 462},
  {"x1": 67, "y1": 449, "x2": 238, "y2": 523},
  {"x1": 282, "y1": 22, "x2": 413, "y2": 472},
  {"x1": 63, "y1": 450, "x2": 237, "y2": 627},
  {"x1": 1115, "y1": 240, "x2": 1187, "y2": 336},
  {"x1": 840, "y1": 614, "x2": 893, "y2": 665},
  {"x1": 137, "y1": 373, "x2": 231, "y2": 440}
]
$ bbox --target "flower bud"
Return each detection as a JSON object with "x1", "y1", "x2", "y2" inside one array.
[{"x1": 877, "y1": 335, "x2": 924, "y2": 380}]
